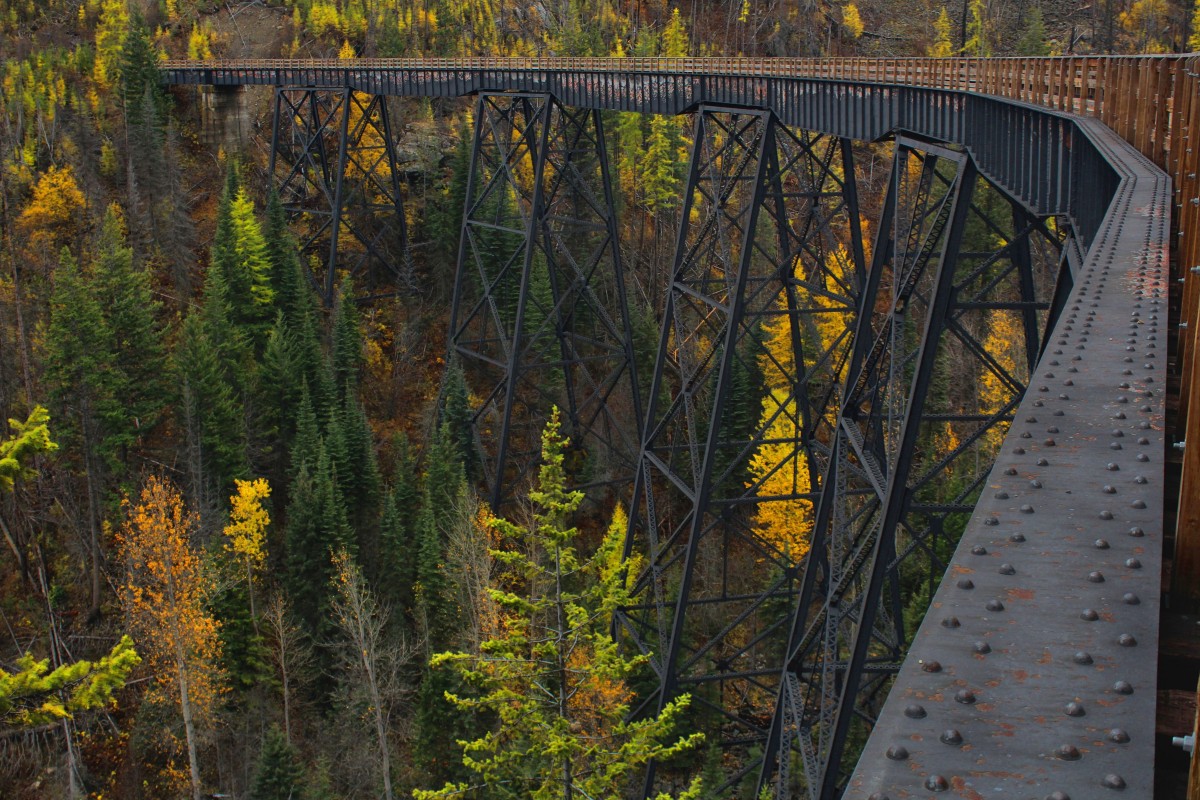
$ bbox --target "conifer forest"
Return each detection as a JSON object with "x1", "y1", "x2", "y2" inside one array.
[{"x1": 0, "y1": 0, "x2": 1193, "y2": 798}]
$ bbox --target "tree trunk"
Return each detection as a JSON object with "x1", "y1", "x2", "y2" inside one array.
[
  {"x1": 79, "y1": 400, "x2": 104, "y2": 622},
  {"x1": 177, "y1": 662, "x2": 203, "y2": 800}
]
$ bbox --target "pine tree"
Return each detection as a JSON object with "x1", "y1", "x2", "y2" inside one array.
[
  {"x1": 439, "y1": 360, "x2": 478, "y2": 481},
  {"x1": 212, "y1": 186, "x2": 276, "y2": 352},
  {"x1": 414, "y1": 410, "x2": 704, "y2": 799},
  {"x1": 331, "y1": 278, "x2": 364, "y2": 401},
  {"x1": 640, "y1": 115, "x2": 679, "y2": 214},
  {"x1": 415, "y1": 503, "x2": 455, "y2": 654},
  {"x1": 119, "y1": 12, "x2": 167, "y2": 127},
  {"x1": 379, "y1": 434, "x2": 420, "y2": 616},
  {"x1": 285, "y1": 446, "x2": 353, "y2": 638},
  {"x1": 176, "y1": 312, "x2": 248, "y2": 501},
  {"x1": 255, "y1": 316, "x2": 301, "y2": 477},
  {"x1": 341, "y1": 399, "x2": 382, "y2": 555},
  {"x1": 91, "y1": 205, "x2": 166, "y2": 474},
  {"x1": 249, "y1": 725, "x2": 305, "y2": 800},
  {"x1": 1016, "y1": 6, "x2": 1050, "y2": 56},
  {"x1": 284, "y1": 462, "x2": 323, "y2": 635},
  {"x1": 45, "y1": 247, "x2": 120, "y2": 617},
  {"x1": 289, "y1": 384, "x2": 322, "y2": 482},
  {"x1": 264, "y1": 188, "x2": 306, "y2": 327}
]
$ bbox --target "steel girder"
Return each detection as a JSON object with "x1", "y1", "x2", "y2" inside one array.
[
  {"x1": 448, "y1": 92, "x2": 642, "y2": 509},
  {"x1": 269, "y1": 87, "x2": 412, "y2": 305}
]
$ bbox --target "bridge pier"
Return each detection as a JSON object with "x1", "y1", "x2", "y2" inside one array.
[
  {"x1": 268, "y1": 87, "x2": 412, "y2": 306},
  {"x1": 449, "y1": 92, "x2": 642, "y2": 509},
  {"x1": 198, "y1": 84, "x2": 249, "y2": 151}
]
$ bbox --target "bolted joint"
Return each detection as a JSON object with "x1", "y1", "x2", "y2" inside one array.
[
  {"x1": 1191, "y1": 265, "x2": 1200, "y2": 273},
  {"x1": 1175, "y1": 441, "x2": 1187, "y2": 451},
  {"x1": 1182, "y1": 322, "x2": 1190, "y2": 328},
  {"x1": 1173, "y1": 734, "x2": 1195, "y2": 754}
]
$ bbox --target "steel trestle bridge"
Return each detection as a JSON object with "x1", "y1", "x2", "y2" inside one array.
[{"x1": 165, "y1": 57, "x2": 1174, "y2": 799}]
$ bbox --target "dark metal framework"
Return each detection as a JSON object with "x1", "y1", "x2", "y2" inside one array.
[
  {"x1": 448, "y1": 92, "x2": 642, "y2": 508},
  {"x1": 614, "y1": 113, "x2": 1064, "y2": 797},
  {"x1": 165, "y1": 61, "x2": 1166, "y2": 799},
  {"x1": 269, "y1": 87, "x2": 412, "y2": 305}
]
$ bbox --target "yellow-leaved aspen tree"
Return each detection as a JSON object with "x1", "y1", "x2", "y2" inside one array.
[
  {"x1": 118, "y1": 476, "x2": 224, "y2": 800},
  {"x1": 223, "y1": 477, "x2": 271, "y2": 621}
]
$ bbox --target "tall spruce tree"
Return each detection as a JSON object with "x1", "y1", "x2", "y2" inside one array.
[
  {"x1": 45, "y1": 247, "x2": 119, "y2": 617},
  {"x1": 176, "y1": 312, "x2": 248, "y2": 504},
  {"x1": 414, "y1": 410, "x2": 704, "y2": 799},
  {"x1": 91, "y1": 205, "x2": 165, "y2": 474},
  {"x1": 439, "y1": 360, "x2": 478, "y2": 482},
  {"x1": 249, "y1": 725, "x2": 305, "y2": 800}
]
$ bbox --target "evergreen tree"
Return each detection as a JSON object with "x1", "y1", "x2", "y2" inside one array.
[
  {"x1": 378, "y1": 434, "x2": 420, "y2": 618},
  {"x1": 91, "y1": 205, "x2": 166, "y2": 473},
  {"x1": 250, "y1": 725, "x2": 305, "y2": 800},
  {"x1": 1016, "y1": 6, "x2": 1050, "y2": 55},
  {"x1": 423, "y1": 422, "x2": 466, "y2": 530},
  {"x1": 255, "y1": 316, "x2": 301, "y2": 477},
  {"x1": 439, "y1": 360, "x2": 478, "y2": 482},
  {"x1": 331, "y1": 278, "x2": 364, "y2": 401},
  {"x1": 290, "y1": 384, "x2": 322, "y2": 482},
  {"x1": 211, "y1": 577, "x2": 268, "y2": 693},
  {"x1": 341, "y1": 399, "x2": 382, "y2": 554},
  {"x1": 284, "y1": 461, "x2": 323, "y2": 635},
  {"x1": 414, "y1": 410, "x2": 703, "y2": 799},
  {"x1": 119, "y1": 12, "x2": 167, "y2": 127},
  {"x1": 212, "y1": 186, "x2": 276, "y2": 351},
  {"x1": 414, "y1": 502, "x2": 455, "y2": 654},
  {"x1": 176, "y1": 312, "x2": 248, "y2": 500},
  {"x1": 264, "y1": 188, "x2": 306, "y2": 327},
  {"x1": 44, "y1": 247, "x2": 120, "y2": 616}
]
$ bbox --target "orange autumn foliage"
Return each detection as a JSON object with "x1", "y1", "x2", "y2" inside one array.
[{"x1": 117, "y1": 476, "x2": 225, "y2": 754}]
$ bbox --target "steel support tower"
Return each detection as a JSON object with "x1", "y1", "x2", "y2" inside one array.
[
  {"x1": 269, "y1": 87, "x2": 413, "y2": 305},
  {"x1": 448, "y1": 92, "x2": 643, "y2": 509}
]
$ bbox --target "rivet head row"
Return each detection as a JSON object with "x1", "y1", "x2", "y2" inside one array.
[
  {"x1": 885, "y1": 744, "x2": 908, "y2": 760},
  {"x1": 940, "y1": 728, "x2": 963, "y2": 745},
  {"x1": 904, "y1": 703, "x2": 926, "y2": 718}
]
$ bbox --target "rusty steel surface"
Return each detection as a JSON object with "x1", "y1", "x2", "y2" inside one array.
[
  {"x1": 164, "y1": 59, "x2": 1171, "y2": 796},
  {"x1": 845, "y1": 116, "x2": 1168, "y2": 797}
]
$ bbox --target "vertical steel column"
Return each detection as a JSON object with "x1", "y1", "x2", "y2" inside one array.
[
  {"x1": 269, "y1": 87, "x2": 410, "y2": 306},
  {"x1": 449, "y1": 93, "x2": 641, "y2": 509}
]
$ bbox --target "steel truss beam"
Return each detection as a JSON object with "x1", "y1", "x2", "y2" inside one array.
[
  {"x1": 617, "y1": 112, "x2": 1066, "y2": 797},
  {"x1": 756, "y1": 138, "x2": 1067, "y2": 799},
  {"x1": 269, "y1": 87, "x2": 412, "y2": 305},
  {"x1": 623, "y1": 106, "x2": 868, "y2": 796},
  {"x1": 449, "y1": 92, "x2": 642, "y2": 509}
]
